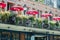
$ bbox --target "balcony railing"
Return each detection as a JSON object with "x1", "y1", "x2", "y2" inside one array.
[{"x1": 0, "y1": 23, "x2": 60, "y2": 35}]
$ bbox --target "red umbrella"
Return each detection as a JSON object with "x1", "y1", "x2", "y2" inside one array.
[
  {"x1": 41, "y1": 13, "x2": 52, "y2": 17},
  {"x1": 10, "y1": 5, "x2": 24, "y2": 11},
  {"x1": 26, "y1": 10, "x2": 38, "y2": 15},
  {"x1": 26, "y1": 10, "x2": 38, "y2": 17},
  {"x1": 10, "y1": 7, "x2": 18, "y2": 11},
  {"x1": 53, "y1": 17, "x2": 60, "y2": 21},
  {"x1": 0, "y1": 2, "x2": 6, "y2": 9}
]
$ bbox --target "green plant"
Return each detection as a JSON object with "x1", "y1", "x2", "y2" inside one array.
[
  {"x1": 43, "y1": 19, "x2": 48, "y2": 24},
  {"x1": 22, "y1": 16, "x2": 28, "y2": 25},
  {"x1": 15, "y1": 16, "x2": 22, "y2": 25},
  {"x1": 29, "y1": 16, "x2": 35, "y2": 22},
  {"x1": 1, "y1": 13, "x2": 10, "y2": 23},
  {"x1": 49, "y1": 21, "x2": 56, "y2": 29},
  {"x1": 36, "y1": 19, "x2": 42, "y2": 28}
]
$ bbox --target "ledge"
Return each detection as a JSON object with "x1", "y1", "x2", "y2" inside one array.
[{"x1": 0, "y1": 23, "x2": 60, "y2": 35}]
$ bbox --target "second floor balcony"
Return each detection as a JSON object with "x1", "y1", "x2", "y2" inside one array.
[{"x1": 0, "y1": 10, "x2": 60, "y2": 31}]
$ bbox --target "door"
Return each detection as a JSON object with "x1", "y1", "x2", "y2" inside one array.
[
  {"x1": 35, "y1": 37, "x2": 46, "y2": 40},
  {"x1": 31, "y1": 35, "x2": 47, "y2": 40}
]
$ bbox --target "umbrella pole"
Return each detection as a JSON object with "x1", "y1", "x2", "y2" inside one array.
[
  {"x1": 33, "y1": 14, "x2": 36, "y2": 18},
  {"x1": 0, "y1": 8, "x2": 2, "y2": 12},
  {"x1": 18, "y1": 11, "x2": 21, "y2": 15}
]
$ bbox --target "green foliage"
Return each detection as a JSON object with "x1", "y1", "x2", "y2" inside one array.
[
  {"x1": 43, "y1": 19, "x2": 48, "y2": 24},
  {"x1": 29, "y1": 16, "x2": 35, "y2": 22},
  {"x1": 1, "y1": 13, "x2": 10, "y2": 22},
  {"x1": 36, "y1": 19, "x2": 42, "y2": 28}
]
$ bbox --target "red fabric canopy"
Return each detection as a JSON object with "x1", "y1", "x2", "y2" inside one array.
[
  {"x1": 0, "y1": 2, "x2": 6, "y2": 9},
  {"x1": 26, "y1": 10, "x2": 38, "y2": 15},
  {"x1": 41, "y1": 13, "x2": 52, "y2": 17},
  {"x1": 10, "y1": 5, "x2": 24, "y2": 11},
  {"x1": 53, "y1": 17, "x2": 60, "y2": 21},
  {"x1": 10, "y1": 7, "x2": 18, "y2": 11}
]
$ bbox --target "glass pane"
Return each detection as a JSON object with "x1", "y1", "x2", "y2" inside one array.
[
  {"x1": 25, "y1": 34, "x2": 31, "y2": 40},
  {"x1": 1, "y1": 32, "x2": 10, "y2": 40},
  {"x1": 54, "y1": 36, "x2": 60, "y2": 40},
  {"x1": 12, "y1": 33, "x2": 19, "y2": 40}
]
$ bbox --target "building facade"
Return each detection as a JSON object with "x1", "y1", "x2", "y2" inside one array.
[
  {"x1": 30, "y1": 0, "x2": 60, "y2": 9},
  {"x1": 0, "y1": 0, "x2": 60, "y2": 40}
]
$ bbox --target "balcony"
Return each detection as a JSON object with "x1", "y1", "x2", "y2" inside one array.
[{"x1": 0, "y1": 11, "x2": 60, "y2": 31}]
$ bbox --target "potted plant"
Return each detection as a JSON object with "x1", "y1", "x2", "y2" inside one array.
[
  {"x1": 22, "y1": 16, "x2": 28, "y2": 26},
  {"x1": 15, "y1": 14, "x2": 24, "y2": 25},
  {"x1": 28, "y1": 16, "x2": 35, "y2": 22},
  {"x1": 55, "y1": 21, "x2": 59, "y2": 29},
  {"x1": 28, "y1": 16, "x2": 35, "y2": 27},
  {"x1": 0, "y1": 11, "x2": 3, "y2": 23},
  {"x1": 36, "y1": 18, "x2": 42, "y2": 28},
  {"x1": 32, "y1": 19, "x2": 36, "y2": 28},
  {"x1": 42, "y1": 19, "x2": 49, "y2": 29},
  {"x1": 1, "y1": 11, "x2": 10, "y2": 23},
  {"x1": 49, "y1": 21, "x2": 56, "y2": 30}
]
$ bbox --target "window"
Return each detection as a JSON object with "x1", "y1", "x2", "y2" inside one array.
[
  {"x1": 12, "y1": 33, "x2": 19, "y2": 40},
  {"x1": 25, "y1": 34, "x2": 31, "y2": 40},
  {"x1": 58, "y1": 5, "x2": 60, "y2": 8},
  {"x1": 35, "y1": 37, "x2": 46, "y2": 40},
  {"x1": 35, "y1": 0, "x2": 38, "y2": 1},
  {"x1": 54, "y1": 36, "x2": 60, "y2": 40},
  {"x1": 1, "y1": 32, "x2": 10, "y2": 40}
]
